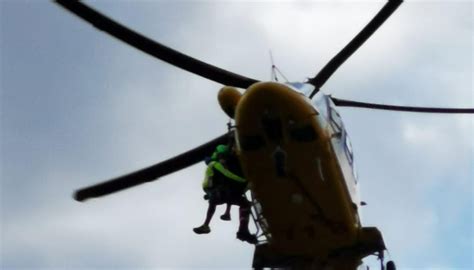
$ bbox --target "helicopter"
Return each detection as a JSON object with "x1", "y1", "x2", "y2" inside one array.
[{"x1": 55, "y1": 0, "x2": 474, "y2": 269}]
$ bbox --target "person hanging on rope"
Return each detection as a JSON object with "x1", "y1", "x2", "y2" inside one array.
[
  {"x1": 205, "y1": 144, "x2": 232, "y2": 220},
  {"x1": 194, "y1": 146, "x2": 257, "y2": 244}
]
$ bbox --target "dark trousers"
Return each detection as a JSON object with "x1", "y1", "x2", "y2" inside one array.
[{"x1": 207, "y1": 187, "x2": 251, "y2": 232}]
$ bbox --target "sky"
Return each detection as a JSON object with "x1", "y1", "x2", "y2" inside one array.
[{"x1": 1, "y1": 0, "x2": 473, "y2": 269}]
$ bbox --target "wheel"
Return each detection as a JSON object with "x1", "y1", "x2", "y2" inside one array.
[{"x1": 386, "y1": 260, "x2": 396, "y2": 270}]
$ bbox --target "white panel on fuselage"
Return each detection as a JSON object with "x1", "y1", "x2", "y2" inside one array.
[{"x1": 312, "y1": 93, "x2": 361, "y2": 208}]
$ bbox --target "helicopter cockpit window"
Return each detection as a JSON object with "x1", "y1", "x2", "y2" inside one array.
[
  {"x1": 286, "y1": 82, "x2": 315, "y2": 97},
  {"x1": 311, "y1": 93, "x2": 329, "y2": 119}
]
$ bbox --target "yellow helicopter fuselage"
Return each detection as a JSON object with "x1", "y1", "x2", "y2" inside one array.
[{"x1": 224, "y1": 82, "x2": 382, "y2": 266}]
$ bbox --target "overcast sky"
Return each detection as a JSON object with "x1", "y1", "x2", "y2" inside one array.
[{"x1": 1, "y1": 0, "x2": 472, "y2": 269}]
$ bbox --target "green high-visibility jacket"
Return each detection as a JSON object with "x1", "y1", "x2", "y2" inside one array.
[{"x1": 202, "y1": 161, "x2": 246, "y2": 190}]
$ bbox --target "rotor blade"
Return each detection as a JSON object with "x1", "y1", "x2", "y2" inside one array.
[
  {"x1": 331, "y1": 97, "x2": 474, "y2": 113},
  {"x1": 308, "y1": 0, "x2": 403, "y2": 97},
  {"x1": 74, "y1": 133, "x2": 229, "y2": 202},
  {"x1": 55, "y1": 0, "x2": 258, "y2": 89}
]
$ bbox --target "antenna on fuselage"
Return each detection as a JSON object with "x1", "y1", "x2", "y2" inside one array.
[{"x1": 269, "y1": 50, "x2": 289, "y2": 83}]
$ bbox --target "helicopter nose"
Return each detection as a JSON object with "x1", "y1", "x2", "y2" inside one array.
[
  {"x1": 235, "y1": 82, "x2": 320, "y2": 152},
  {"x1": 234, "y1": 82, "x2": 345, "y2": 251}
]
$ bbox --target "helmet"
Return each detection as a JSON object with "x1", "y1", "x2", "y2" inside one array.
[{"x1": 216, "y1": 144, "x2": 229, "y2": 155}]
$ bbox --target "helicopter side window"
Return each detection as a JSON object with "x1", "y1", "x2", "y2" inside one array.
[
  {"x1": 345, "y1": 134, "x2": 354, "y2": 165},
  {"x1": 344, "y1": 133, "x2": 358, "y2": 182},
  {"x1": 330, "y1": 108, "x2": 344, "y2": 134},
  {"x1": 352, "y1": 159, "x2": 358, "y2": 182}
]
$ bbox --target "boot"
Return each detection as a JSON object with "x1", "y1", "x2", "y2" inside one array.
[
  {"x1": 193, "y1": 225, "x2": 211, "y2": 234},
  {"x1": 220, "y1": 213, "x2": 231, "y2": 221},
  {"x1": 236, "y1": 230, "x2": 258, "y2": 244}
]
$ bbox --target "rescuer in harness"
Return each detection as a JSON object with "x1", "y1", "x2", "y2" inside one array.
[
  {"x1": 205, "y1": 144, "x2": 232, "y2": 220},
  {"x1": 193, "y1": 144, "x2": 257, "y2": 244}
]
